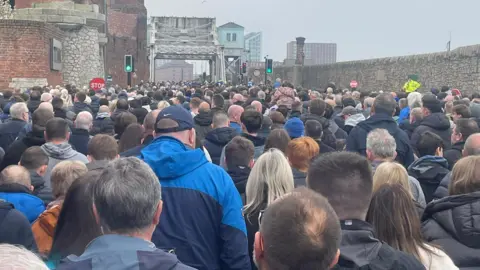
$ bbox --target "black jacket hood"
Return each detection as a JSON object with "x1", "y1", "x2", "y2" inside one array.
[
  {"x1": 23, "y1": 130, "x2": 45, "y2": 146},
  {"x1": 357, "y1": 113, "x2": 398, "y2": 134},
  {"x1": 421, "y1": 112, "x2": 451, "y2": 131},
  {"x1": 241, "y1": 133, "x2": 265, "y2": 147},
  {"x1": 194, "y1": 111, "x2": 212, "y2": 126},
  {"x1": 205, "y1": 127, "x2": 237, "y2": 146},
  {"x1": 301, "y1": 113, "x2": 330, "y2": 129}
]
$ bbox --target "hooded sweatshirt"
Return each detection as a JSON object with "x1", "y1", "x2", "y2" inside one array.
[
  {"x1": 204, "y1": 127, "x2": 238, "y2": 165},
  {"x1": 41, "y1": 142, "x2": 88, "y2": 188},
  {"x1": 194, "y1": 111, "x2": 213, "y2": 142},
  {"x1": 411, "y1": 112, "x2": 452, "y2": 151},
  {"x1": 140, "y1": 136, "x2": 249, "y2": 270},
  {"x1": 344, "y1": 113, "x2": 366, "y2": 134},
  {"x1": 407, "y1": 155, "x2": 449, "y2": 204}
]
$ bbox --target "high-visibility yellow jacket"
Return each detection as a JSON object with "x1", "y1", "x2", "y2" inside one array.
[{"x1": 403, "y1": 80, "x2": 421, "y2": 93}]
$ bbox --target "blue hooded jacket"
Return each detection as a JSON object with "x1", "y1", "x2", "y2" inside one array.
[
  {"x1": 140, "y1": 136, "x2": 250, "y2": 270},
  {"x1": 0, "y1": 183, "x2": 45, "y2": 223}
]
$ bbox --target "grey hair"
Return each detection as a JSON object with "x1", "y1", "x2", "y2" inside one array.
[
  {"x1": 407, "y1": 92, "x2": 422, "y2": 108},
  {"x1": 258, "y1": 90, "x2": 266, "y2": 100},
  {"x1": 244, "y1": 148, "x2": 294, "y2": 218},
  {"x1": 40, "y1": 92, "x2": 52, "y2": 102},
  {"x1": 311, "y1": 91, "x2": 322, "y2": 99},
  {"x1": 93, "y1": 157, "x2": 161, "y2": 234},
  {"x1": 212, "y1": 112, "x2": 229, "y2": 128},
  {"x1": 334, "y1": 94, "x2": 342, "y2": 106},
  {"x1": 0, "y1": 244, "x2": 49, "y2": 269},
  {"x1": 10, "y1": 102, "x2": 28, "y2": 119},
  {"x1": 75, "y1": 111, "x2": 93, "y2": 130},
  {"x1": 366, "y1": 129, "x2": 396, "y2": 159}
]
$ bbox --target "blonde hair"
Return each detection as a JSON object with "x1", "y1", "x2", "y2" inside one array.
[
  {"x1": 157, "y1": 100, "x2": 170, "y2": 111},
  {"x1": 450, "y1": 156, "x2": 480, "y2": 195},
  {"x1": 60, "y1": 89, "x2": 73, "y2": 108},
  {"x1": 109, "y1": 99, "x2": 118, "y2": 112},
  {"x1": 373, "y1": 162, "x2": 412, "y2": 197},
  {"x1": 51, "y1": 161, "x2": 88, "y2": 198},
  {"x1": 0, "y1": 244, "x2": 49, "y2": 269},
  {"x1": 244, "y1": 148, "x2": 294, "y2": 218}
]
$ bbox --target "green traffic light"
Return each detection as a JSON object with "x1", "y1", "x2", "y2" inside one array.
[
  {"x1": 267, "y1": 68, "x2": 272, "y2": 73},
  {"x1": 126, "y1": 66, "x2": 132, "y2": 72}
]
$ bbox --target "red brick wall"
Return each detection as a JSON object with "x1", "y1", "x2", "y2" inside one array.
[
  {"x1": 106, "y1": 7, "x2": 148, "y2": 87},
  {"x1": 15, "y1": 0, "x2": 64, "y2": 9},
  {"x1": 0, "y1": 20, "x2": 64, "y2": 89}
]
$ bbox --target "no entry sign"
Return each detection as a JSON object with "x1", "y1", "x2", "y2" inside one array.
[
  {"x1": 350, "y1": 80, "x2": 358, "y2": 88},
  {"x1": 90, "y1": 77, "x2": 105, "y2": 91}
]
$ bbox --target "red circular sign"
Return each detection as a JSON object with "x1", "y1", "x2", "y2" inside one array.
[
  {"x1": 350, "y1": 80, "x2": 358, "y2": 88},
  {"x1": 90, "y1": 78, "x2": 105, "y2": 91}
]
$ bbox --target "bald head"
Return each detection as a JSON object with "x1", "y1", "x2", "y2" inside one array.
[
  {"x1": 199, "y1": 102, "x2": 210, "y2": 112},
  {"x1": 75, "y1": 111, "x2": 93, "y2": 130},
  {"x1": 228, "y1": 105, "x2": 244, "y2": 123},
  {"x1": 40, "y1": 93, "x2": 53, "y2": 103},
  {"x1": 251, "y1": 100, "x2": 262, "y2": 113},
  {"x1": 464, "y1": 133, "x2": 480, "y2": 157},
  {"x1": 232, "y1": 94, "x2": 244, "y2": 103},
  {"x1": 38, "y1": 102, "x2": 53, "y2": 112},
  {"x1": 0, "y1": 165, "x2": 30, "y2": 188},
  {"x1": 144, "y1": 109, "x2": 161, "y2": 132},
  {"x1": 99, "y1": 105, "x2": 110, "y2": 114}
]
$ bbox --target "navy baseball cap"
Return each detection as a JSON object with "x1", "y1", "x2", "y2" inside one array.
[{"x1": 155, "y1": 105, "x2": 194, "y2": 133}]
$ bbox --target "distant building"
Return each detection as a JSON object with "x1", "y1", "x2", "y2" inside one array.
[
  {"x1": 217, "y1": 22, "x2": 245, "y2": 51},
  {"x1": 155, "y1": 60, "x2": 193, "y2": 82},
  {"x1": 286, "y1": 41, "x2": 337, "y2": 65},
  {"x1": 245, "y1": 32, "x2": 262, "y2": 62}
]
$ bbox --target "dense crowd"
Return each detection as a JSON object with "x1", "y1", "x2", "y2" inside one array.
[{"x1": 0, "y1": 81, "x2": 479, "y2": 269}]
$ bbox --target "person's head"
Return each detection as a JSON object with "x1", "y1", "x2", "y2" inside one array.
[
  {"x1": 0, "y1": 244, "x2": 49, "y2": 269},
  {"x1": 244, "y1": 149, "x2": 294, "y2": 218},
  {"x1": 199, "y1": 101, "x2": 210, "y2": 113},
  {"x1": 212, "y1": 94, "x2": 225, "y2": 109},
  {"x1": 451, "y1": 118, "x2": 479, "y2": 145},
  {"x1": 398, "y1": 98, "x2": 408, "y2": 110},
  {"x1": 51, "y1": 97, "x2": 64, "y2": 110},
  {"x1": 19, "y1": 146, "x2": 49, "y2": 177},
  {"x1": 304, "y1": 119, "x2": 323, "y2": 140},
  {"x1": 45, "y1": 117, "x2": 69, "y2": 142},
  {"x1": 0, "y1": 165, "x2": 31, "y2": 190},
  {"x1": 87, "y1": 134, "x2": 119, "y2": 162},
  {"x1": 32, "y1": 108, "x2": 55, "y2": 133},
  {"x1": 189, "y1": 97, "x2": 202, "y2": 113},
  {"x1": 452, "y1": 104, "x2": 471, "y2": 121},
  {"x1": 421, "y1": 94, "x2": 442, "y2": 116},
  {"x1": 241, "y1": 110, "x2": 263, "y2": 134},
  {"x1": 225, "y1": 136, "x2": 255, "y2": 170},
  {"x1": 118, "y1": 123, "x2": 145, "y2": 153},
  {"x1": 366, "y1": 129, "x2": 396, "y2": 161},
  {"x1": 114, "y1": 112, "x2": 137, "y2": 138},
  {"x1": 269, "y1": 111, "x2": 285, "y2": 125},
  {"x1": 50, "y1": 170, "x2": 103, "y2": 259},
  {"x1": 116, "y1": 99, "x2": 129, "y2": 110},
  {"x1": 309, "y1": 99, "x2": 326, "y2": 116},
  {"x1": 284, "y1": 117, "x2": 304, "y2": 139},
  {"x1": 366, "y1": 184, "x2": 426, "y2": 261},
  {"x1": 75, "y1": 111, "x2": 93, "y2": 131},
  {"x1": 363, "y1": 97, "x2": 374, "y2": 110},
  {"x1": 254, "y1": 187, "x2": 340, "y2": 270},
  {"x1": 228, "y1": 104, "x2": 244, "y2": 123},
  {"x1": 74, "y1": 92, "x2": 86, "y2": 103},
  {"x1": 417, "y1": 131, "x2": 444, "y2": 157},
  {"x1": 307, "y1": 152, "x2": 372, "y2": 220},
  {"x1": 276, "y1": 105, "x2": 289, "y2": 118},
  {"x1": 98, "y1": 105, "x2": 110, "y2": 115},
  {"x1": 212, "y1": 111, "x2": 230, "y2": 129},
  {"x1": 157, "y1": 100, "x2": 170, "y2": 111},
  {"x1": 93, "y1": 158, "x2": 162, "y2": 240},
  {"x1": 29, "y1": 90, "x2": 41, "y2": 101},
  {"x1": 232, "y1": 93, "x2": 244, "y2": 104},
  {"x1": 155, "y1": 105, "x2": 196, "y2": 148},
  {"x1": 287, "y1": 137, "x2": 319, "y2": 173},
  {"x1": 51, "y1": 161, "x2": 88, "y2": 199},
  {"x1": 463, "y1": 133, "x2": 480, "y2": 156},
  {"x1": 40, "y1": 92, "x2": 53, "y2": 103},
  {"x1": 410, "y1": 107, "x2": 423, "y2": 124},
  {"x1": 407, "y1": 92, "x2": 422, "y2": 109},
  {"x1": 372, "y1": 161, "x2": 411, "y2": 197},
  {"x1": 143, "y1": 109, "x2": 161, "y2": 135},
  {"x1": 264, "y1": 129, "x2": 291, "y2": 154},
  {"x1": 450, "y1": 156, "x2": 480, "y2": 195},
  {"x1": 372, "y1": 93, "x2": 396, "y2": 116},
  {"x1": 38, "y1": 101, "x2": 54, "y2": 112},
  {"x1": 9, "y1": 102, "x2": 29, "y2": 122}
]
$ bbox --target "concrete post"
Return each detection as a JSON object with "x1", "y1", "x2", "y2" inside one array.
[{"x1": 295, "y1": 37, "x2": 306, "y2": 65}]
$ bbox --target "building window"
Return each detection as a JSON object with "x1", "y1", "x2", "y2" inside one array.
[
  {"x1": 232, "y1": 33, "x2": 237, "y2": 42},
  {"x1": 50, "y1": 38, "x2": 62, "y2": 71},
  {"x1": 227, "y1": 33, "x2": 231, "y2": 42}
]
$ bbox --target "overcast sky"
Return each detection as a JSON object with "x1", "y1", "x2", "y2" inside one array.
[{"x1": 145, "y1": 0, "x2": 480, "y2": 62}]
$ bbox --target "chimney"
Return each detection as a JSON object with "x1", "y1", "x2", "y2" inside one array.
[{"x1": 295, "y1": 37, "x2": 306, "y2": 65}]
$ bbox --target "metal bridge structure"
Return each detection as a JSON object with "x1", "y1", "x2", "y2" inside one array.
[{"x1": 148, "y1": 16, "x2": 226, "y2": 83}]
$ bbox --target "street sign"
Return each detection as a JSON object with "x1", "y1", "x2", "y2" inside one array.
[
  {"x1": 106, "y1": 75, "x2": 112, "y2": 82},
  {"x1": 90, "y1": 77, "x2": 105, "y2": 91},
  {"x1": 350, "y1": 80, "x2": 358, "y2": 88}
]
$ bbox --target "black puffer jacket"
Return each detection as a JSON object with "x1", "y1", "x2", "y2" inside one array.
[
  {"x1": 27, "y1": 100, "x2": 41, "y2": 113},
  {"x1": 411, "y1": 112, "x2": 452, "y2": 151},
  {"x1": 300, "y1": 113, "x2": 337, "y2": 149},
  {"x1": 194, "y1": 111, "x2": 213, "y2": 143},
  {"x1": 444, "y1": 141, "x2": 465, "y2": 170},
  {"x1": 72, "y1": 102, "x2": 93, "y2": 115},
  {"x1": 204, "y1": 127, "x2": 238, "y2": 165},
  {"x1": 91, "y1": 113, "x2": 115, "y2": 136},
  {"x1": 433, "y1": 172, "x2": 451, "y2": 200},
  {"x1": 422, "y1": 192, "x2": 480, "y2": 269},
  {"x1": 407, "y1": 156, "x2": 450, "y2": 204},
  {"x1": 227, "y1": 165, "x2": 250, "y2": 203}
]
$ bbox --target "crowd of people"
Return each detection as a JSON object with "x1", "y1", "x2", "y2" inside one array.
[{"x1": 0, "y1": 81, "x2": 479, "y2": 269}]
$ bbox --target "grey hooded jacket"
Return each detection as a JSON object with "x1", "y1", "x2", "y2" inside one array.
[{"x1": 41, "y1": 142, "x2": 89, "y2": 187}]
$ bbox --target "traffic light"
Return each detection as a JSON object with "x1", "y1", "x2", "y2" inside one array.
[
  {"x1": 124, "y1": 55, "x2": 133, "y2": 72},
  {"x1": 242, "y1": 62, "x2": 247, "y2": 73},
  {"x1": 266, "y1": 59, "x2": 273, "y2": 74}
]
